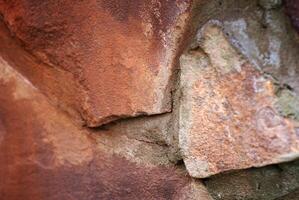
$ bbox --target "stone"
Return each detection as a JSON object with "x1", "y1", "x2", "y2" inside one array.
[
  {"x1": 276, "y1": 189, "x2": 299, "y2": 200},
  {"x1": 285, "y1": 0, "x2": 299, "y2": 33},
  {"x1": 0, "y1": 0, "x2": 195, "y2": 127},
  {"x1": 0, "y1": 54, "x2": 212, "y2": 200},
  {"x1": 258, "y1": 0, "x2": 282, "y2": 10},
  {"x1": 0, "y1": 20, "x2": 83, "y2": 125},
  {"x1": 222, "y1": 2, "x2": 299, "y2": 97},
  {"x1": 2, "y1": 0, "x2": 299, "y2": 198},
  {"x1": 205, "y1": 160, "x2": 299, "y2": 200},
  {"x1": 178, "y1": 22, "x2": 299, "y2": 178},
  {"x1": 178, "y1": 180, "x2": 214, "y2": 200}
]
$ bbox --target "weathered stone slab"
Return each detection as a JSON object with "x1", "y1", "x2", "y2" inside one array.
[
  {"x1": 179, "y1": 23, "x2": 299, "y2": 178},
  {"x1": 0, "y1": 55, "x2": 212, "y2": 200},
  {"x1": 0, "y1": 0, "x2": 194, "y2": 127}
]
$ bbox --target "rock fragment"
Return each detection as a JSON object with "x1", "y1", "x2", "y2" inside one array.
[
  {"x1": 179, "y1": 23, "x2": 299, "y2": 178},
  {"x1": 0, "y1": 54, "x2": 211, "y2": 200},
  {"x1": 0, "y1": 0, "x2": 194, "y2": 127}
]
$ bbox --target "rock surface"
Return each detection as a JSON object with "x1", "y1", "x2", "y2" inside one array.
[
  {"x1": 276, "y1": 189, "x2": 299, "y2": 200},
  {"x1": 179, "y1": 23, "x2": 299, "y2": 178},
  {"x1": 0, "y1": 0, "x2": 195, "y2": 127},
  {"x1": 1, "y1": 0, "x2": 299, "y2": 199},
  {"x1": 285, "y1": 0, "x2": 299, "y2": 33},
  {"x1": 205, "y1": 159, "x2": 299, "y2": 200},
  {"x1": 0, "y1": 54, "x2": 212, "y2": 200}
]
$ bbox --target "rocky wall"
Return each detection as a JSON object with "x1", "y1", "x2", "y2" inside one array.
[{"x1": 0, "y1": 0, "x2": 299, "y2": 199}]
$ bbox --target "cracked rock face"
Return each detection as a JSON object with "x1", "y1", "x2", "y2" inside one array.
[
  {"x1": 179, "y1": 23, "x2": 299, "y2": 178},
  {"x1": 0, "y1": 53, "x2": 213, "y2": 200},
  {"x1": 0, "y1": 0, "x2": 194, "y2": 127},
  {"x1": 1, "y1": 0, "x2": 299, "y2": 199}
]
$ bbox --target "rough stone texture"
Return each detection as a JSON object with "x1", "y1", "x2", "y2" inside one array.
[
  {"x1": 0, "y1": 55, "x2": 213, "y2": 200},
  {"x1": 285, "y1": 0, "x2": 299, "y2": 33},
  {"x1": 1, "y1": 0, "x2": 299, "y2": 199},
  {"x1": 179, "y1": 23, "x2": 299, "y2": 178},
  {"x1": 90, "y1": 113, "x2": 174, "y2": 167},
  {"x1": 205, "y1": 159, "x2": 299, "y2": 200},
  {"x1": 190, "y1": 0, "x2": 299, "y2": 98},
  {"x1": 222, "y1": 1, "x2": 299, "y2": 100},
  {"x1": 276, "y1": 189, "x2": 299, "y2": 200},
  {"x1": 259, "y1": 0, "x2": 282, "y2": 10},
  {"x1": 0, "y1": 19, "x2": 83, "y2": 125},
  {"x1": 0, "y1": 0, "x2": 195, "y2": 127}
]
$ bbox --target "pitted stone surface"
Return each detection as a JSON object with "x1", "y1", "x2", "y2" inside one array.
[
  {"x1": 1, "y1": 0, "x2": 299, "y2": 198},
  {"x1": 0, "y1": 54, "x2": 212, "y2": 200},
  {"x1": 179, "y1": 23, "x2": 299, "y2": 178},
  {"x1": 0, "y1": 0, "x2": 194, "y2": 127}
]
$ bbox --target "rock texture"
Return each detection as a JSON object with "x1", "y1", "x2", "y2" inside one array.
[
  {"x1": 1, "y1": 0, "x2": 299, "y2": 199},
  {"x1": 205, "y1": 159, "x2": 299, "y2": 200},
  {"x1": 285, "y1": 0, "x2": 299, "y2": 33},
  {"x1": 0, "y1": 54, "x2": 213, "y2": 200},
  {"x1": 277, "y1": 189, "x2": 299, "y2": 200},
  {"x1": 179, "y1": 23, "x2": 299, "y2": 178},
  {"x1": 0, "y1": 0, "x2": 195, "y2": 127}
]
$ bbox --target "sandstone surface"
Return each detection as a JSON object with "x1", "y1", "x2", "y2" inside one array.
[
  {"x1": 179, "y1": 23, "x2": 299, "y2": 178},
  {"x1": 0, "y1": 0, "x2": 195, "y2": 127},
  {"x1": 0, "y1": 54, "x2": 212, "y2": 200}
]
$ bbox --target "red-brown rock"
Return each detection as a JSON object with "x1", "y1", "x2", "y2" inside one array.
[
  {"x1": 0, "y1": 0, "x2": 194, "y2": 127},
  {"x1": 0, "y1": 54, "x2": 212, "y2": 200}
]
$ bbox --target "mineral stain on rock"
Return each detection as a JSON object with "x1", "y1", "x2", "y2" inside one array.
[{"x1": 178, "y1": 22, "x2": 299, "y2": 178}]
